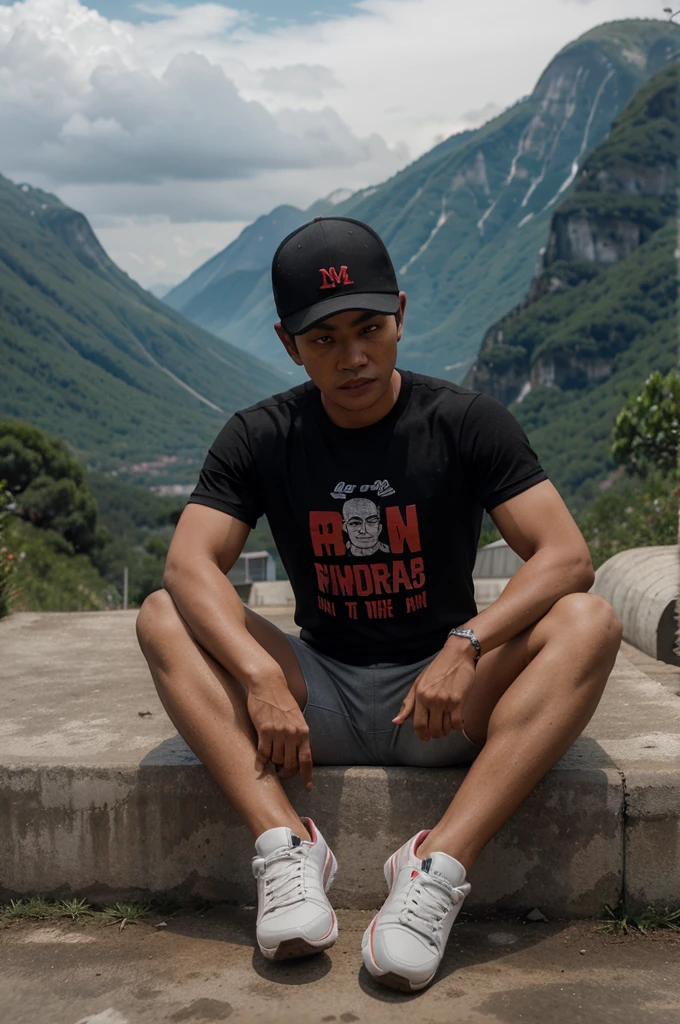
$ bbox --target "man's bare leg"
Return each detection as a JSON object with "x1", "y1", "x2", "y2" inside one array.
[
  {"x1": 417, "y1": 592, "x2": 622, "y2": 866},
  {"x1": 136, "y1": 589, "x2": 311, "y2": 841}
]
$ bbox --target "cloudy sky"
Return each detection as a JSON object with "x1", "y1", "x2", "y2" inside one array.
[{"x1": 0, "y1": 0, "x2": 665, "y2": 287}]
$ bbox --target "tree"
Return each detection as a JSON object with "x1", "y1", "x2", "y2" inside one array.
[
  {"x1": 611, "y1": 369, "x2": 680, "y2": 478},
  {"x1": 0, "y1": 422, "x2": 99, "y2": 553}
]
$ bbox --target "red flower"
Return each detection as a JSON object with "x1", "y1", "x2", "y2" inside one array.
[{"x1": 6, "y1": 553, "x2": 14, "y2": 561}]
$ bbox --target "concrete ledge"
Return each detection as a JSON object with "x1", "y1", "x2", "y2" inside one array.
[
  {"x1": 1, "y1": 609, "x2": 679, "y2": 914},
  {"x1": 624, "y1": 771, "x2": 680, "y2": 907},
  {"x1": 592, "y1": 545, "x2": 678, "y2": 665},
  {"x1": 0, "y1": 760, "x2": 623, "y2": 916}
]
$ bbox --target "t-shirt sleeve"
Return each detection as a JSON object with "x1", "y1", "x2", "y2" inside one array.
[
  {"x1": 460, "y1": 393, "x2": 548, "y2": 512},
  {"x1": 187, "y1": 414, "x2": 263, "y2": 528}
]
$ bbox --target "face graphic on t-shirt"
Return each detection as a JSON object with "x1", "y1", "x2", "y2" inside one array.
[{"x1": 342, "y1": 498, "x2": 390, "y2": 557}]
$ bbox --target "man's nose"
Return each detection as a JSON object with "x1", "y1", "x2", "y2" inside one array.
[{"x1": 338, "y1": 340, "x2": 368, "y2": 370}]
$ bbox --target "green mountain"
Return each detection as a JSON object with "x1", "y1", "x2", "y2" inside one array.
[
  {"x1": 466, "y1": 60, "x2": 679, "y2": 508},
  {"x1": 167, "y1": 204, "x2": 306, "y2": 313},
  {"x1": 164, "y1": 19, "x2": 680, "y2": 379},
  {"x1": 0, "y1": 174, "x2": 286, "y2": 477}
]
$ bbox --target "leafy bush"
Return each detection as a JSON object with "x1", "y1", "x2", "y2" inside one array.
[
  {"x1": 4, "y1": 517, "x2": 115, "y2": 612},
  {"x1": 0, "y1": 421, "x2": 98, "y2": 552},
  {"x1": 612, "y1": 368, "x2": 679, "y2": 477},
  {"x1": 578, "y1": 472, "x2": 678, "y2": 569}
]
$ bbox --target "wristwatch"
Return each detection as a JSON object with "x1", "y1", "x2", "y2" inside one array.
[{"x1": 447, "y1": 627, "x2": 482, "y2": 663}]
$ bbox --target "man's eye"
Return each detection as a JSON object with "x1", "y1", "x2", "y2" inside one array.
[
  {"x1": 314, "y1": 336, "x2": 333, "y2": 344},
  {"x1": 361, "y1": 324, "x2": 378, "y2": 335}
]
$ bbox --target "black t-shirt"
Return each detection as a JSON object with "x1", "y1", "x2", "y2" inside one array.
[{"x1": 188, "y1": 369, "x2": 548, "y2": 665}]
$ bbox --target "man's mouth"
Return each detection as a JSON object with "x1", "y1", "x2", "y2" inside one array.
[{"x1": 340, "y1": 378, "x2": 375, "y2": 391}]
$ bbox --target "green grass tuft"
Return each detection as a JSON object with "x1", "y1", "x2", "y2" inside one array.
[
  {"x1": 100, "y1": 901, "x2": 150, "y2": 930},
  {"x1": 597, "y1": 902, "x2": 680, "y2": 936}
]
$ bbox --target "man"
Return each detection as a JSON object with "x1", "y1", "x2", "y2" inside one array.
[{"x1": 136, "y1": 216, "x2": 622, "y2": 992}]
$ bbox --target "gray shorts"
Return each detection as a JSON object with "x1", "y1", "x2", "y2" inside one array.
[{"x1": 286, "y1": 634, "x2": 482, "y2": 767}]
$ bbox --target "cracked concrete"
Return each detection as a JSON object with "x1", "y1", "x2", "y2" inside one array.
[{"x1": 1, "y1": 611, "x2": 680, "y2": 912}]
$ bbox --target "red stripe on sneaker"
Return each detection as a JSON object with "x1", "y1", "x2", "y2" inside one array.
[
  {"x1": 368, "y1": 916, "x2": 380, "y2": 970},
  {"x1": 323, "y1": 850, "x2": 333, "y2": 886},
  {"x1": 303, "y1": 817, "x2": 319, "y2": 844},
  {"x1": 413, "y1": 830, "x2": 430, "y2": 856},
  {"x1": 317, "y1": 911, "x2": 336, "y2": 942}
]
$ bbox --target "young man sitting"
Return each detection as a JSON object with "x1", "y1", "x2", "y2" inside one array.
[{"x1": 136, "y1": 216, "x2": 622, "y2": 992}]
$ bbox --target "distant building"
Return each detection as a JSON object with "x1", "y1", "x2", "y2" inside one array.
[{"x1": 227, "y1": 551, "x2": 276, "y2": 585}]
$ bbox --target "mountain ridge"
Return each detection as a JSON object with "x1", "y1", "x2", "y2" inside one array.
[
  {"x1": 0, "y1": 174, "x2": 286, "y2": 476},
  {"x1": 164, "y1": 18, "x2": 680, "y2": 379}
]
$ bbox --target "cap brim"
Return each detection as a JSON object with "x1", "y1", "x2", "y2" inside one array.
[{"x1": 282, "y1": 292, "x2": 400, "y2": 335}]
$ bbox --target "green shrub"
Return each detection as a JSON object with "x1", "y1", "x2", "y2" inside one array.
[
  {"x1": 0, "y1": 421, "x2": 98, "y2": 552},
  {"x1": 5, "y1": 518, "x2": 115, "y2": 612},
  {"x1": 578, "y1": 472, "x2": 678, "y2": 569},
  {"x1": 612, "y1": 368, "x2": 680, "y2": 478}
]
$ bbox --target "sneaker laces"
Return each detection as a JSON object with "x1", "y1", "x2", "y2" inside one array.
[
  {"x1": 258, "y1": 845, "x2": 308, "y2": 914},
  {"x1": 396, "y1": 871, "x2": 460, "y2": 945}
]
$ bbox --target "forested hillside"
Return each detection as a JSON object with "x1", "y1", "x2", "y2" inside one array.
[
  {"x1": 0, "y1": 175, "x2": 286, "y2": 476},
  {"x1": 467, "y1": 61, "x2": 678, "y2": 507}
]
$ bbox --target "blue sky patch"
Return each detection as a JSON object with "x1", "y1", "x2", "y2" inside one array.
[{"x1": 51, "y1": 0, "x2": 362, "y2": 27}]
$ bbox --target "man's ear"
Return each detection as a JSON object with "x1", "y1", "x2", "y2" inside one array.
[
  {"x1": 396, "y1": 291, "x2": 407, "y2": 342},
  {"x1": 274, "y1": 322, "x2": 304, "y2": 366}
]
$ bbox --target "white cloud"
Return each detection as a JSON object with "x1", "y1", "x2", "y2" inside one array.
[
  {"x1": 0, "y1": 8, "x2": 401, "y2": 187},
  {"x1": 0, "y1": 0, "x2": 661, "y2": 286},
  {"x1": 259, "y1": 63, "x2": 341, "y2": 98}
]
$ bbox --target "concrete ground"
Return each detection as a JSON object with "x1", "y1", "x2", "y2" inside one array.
[
  {"x1": 3, "y1": 606, "x2": 680, "y2": 1023},
  {"x1": 2, "y1": 910, "x2": 680, "y2": 1024}
]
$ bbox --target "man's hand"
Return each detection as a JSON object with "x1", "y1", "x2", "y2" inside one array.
[
  {"x1": 248, "y1": 682, "x2": 313, "y2": 790},
  {"x1": 392, "y1": 641, "x2": 477, "y2": 741}
]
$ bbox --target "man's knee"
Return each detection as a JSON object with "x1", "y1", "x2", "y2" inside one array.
[
  {"x1": 549, "y1": 592, "x2": 623, "y2": 651},
  {"x1": 136, "y1": 588, "x2": 182, "y2": 654}
]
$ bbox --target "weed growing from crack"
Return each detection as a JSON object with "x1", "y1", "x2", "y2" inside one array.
[
  {"x1": 0, "y1": 896, "x2": 149, "y2": 930},
  {"x1": 597, "y1": 902, "x2": 680, "y2": 936},
  {"x1": 100, "y1": 901, "x2": 150, "y2": 931}
]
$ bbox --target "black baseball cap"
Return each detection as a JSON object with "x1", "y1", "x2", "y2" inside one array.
[{"x1": 272, "y1": 216, "x2": 400, "y2": 335}]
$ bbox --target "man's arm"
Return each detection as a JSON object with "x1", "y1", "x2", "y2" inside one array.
[
  {"x1": 163, "y1": 503, "x2": 286, "y2": 687},
  {"x1": 163, "y1": 503, "x2": 313, "y2": 787},
  {"x1": 393, "y1": 479, "x2": 594, "y2": 739},
  {"x1": 446, "y1": 478, "x2": 594, "y2": 661}
]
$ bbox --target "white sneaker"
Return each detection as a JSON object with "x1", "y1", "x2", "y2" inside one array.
[
  {"x1": 252, "y1": 816, "x2": 338, "y2": 960},
  {"x1": 362, "y1": 829, "x2": 470, "y2": 991}
]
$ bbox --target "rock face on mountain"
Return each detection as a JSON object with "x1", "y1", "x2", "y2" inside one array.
[
  {"x1": 0, "y1": 175, "x2": 285, "y2": 473},
  {"x1": 468, "y1": 60, "x2": 678, "y2": 407},
  {"x1": 164, "y1": 19, "x2": 679, "y2": 379},
  {"x1": 465, "y1": 61, "x2": 678, "y2": 504}
]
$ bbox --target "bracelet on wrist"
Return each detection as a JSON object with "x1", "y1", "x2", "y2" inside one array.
[{"x1": 447, "y1": 627, "x2": 481, "y2": 663}]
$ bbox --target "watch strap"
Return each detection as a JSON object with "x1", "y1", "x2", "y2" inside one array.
[{"x1": 447, "y1": 627, "x2": 481, "y2": 662}]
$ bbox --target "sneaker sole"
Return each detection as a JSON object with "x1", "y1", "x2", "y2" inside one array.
[
  {"x1": 374, "y1": 970, "x2": 435, "y2": 992},
  {"x1": 262, "y1": 931, "x2": 337, "y2": 961}
]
